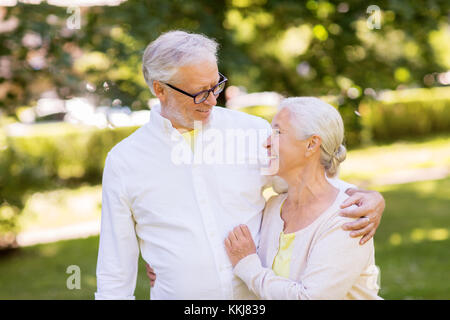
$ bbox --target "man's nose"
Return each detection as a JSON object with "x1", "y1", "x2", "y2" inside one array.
[{"x1": 204, "y1": 92, "x2": 217, "y2": 106}]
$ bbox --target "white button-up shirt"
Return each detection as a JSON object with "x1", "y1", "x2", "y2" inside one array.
[
  {"x1": 95, "y1": 103, "x2": 354, "y2": 300},
  {"x1": 95, "y1": 104, "x2": 272, "y2": 300}
]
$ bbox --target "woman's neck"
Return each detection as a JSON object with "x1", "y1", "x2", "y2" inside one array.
[{"x1": 282, "y1": 161, "x2": 338, "y2": 216}]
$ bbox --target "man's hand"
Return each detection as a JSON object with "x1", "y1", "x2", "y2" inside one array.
[
  {"x1": 339, "y1": 188, "x2": 385, "y2": 245},
  {"x1": 145, "y1": 263, "x2": 156, "y2": 287},
  {"x1": 225, "y1": 225, "x2": 257, "y2": 267}
]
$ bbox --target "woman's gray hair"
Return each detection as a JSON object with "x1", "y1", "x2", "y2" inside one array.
[
  {"x1": 279, "y1": 97, "x2": 347, "y2": 178},
  {"x1": 142, "y1": 30, "x2": 219, "y2": 95}
]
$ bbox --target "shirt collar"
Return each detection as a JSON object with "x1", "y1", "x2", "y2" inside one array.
[
  {"x1": 148, "y1": 102, "x2": 216, "y2": 136},
  {"x1": 149, "y1": 103, "x2": 174, "y2": 135}
]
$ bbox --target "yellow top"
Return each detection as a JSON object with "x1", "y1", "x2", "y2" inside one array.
[
  {"x1": 272, "y1": 200, "x2": 296, "y2": 278},
  {"x1": 181, "y1": 129, "x2": 198, "y2": 153}
]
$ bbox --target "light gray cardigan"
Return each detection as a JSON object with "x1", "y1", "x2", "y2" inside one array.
[{"x1": 233, "y1": 188, "x2": 382, "y2": 300}]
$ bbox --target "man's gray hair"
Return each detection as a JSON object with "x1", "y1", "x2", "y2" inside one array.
[
  {"x1": 142, "y1": 30, "x2": 219, "y2": 95},
  {"x1": 279, "y1": 97, "x2": 347, "y2": 178}
]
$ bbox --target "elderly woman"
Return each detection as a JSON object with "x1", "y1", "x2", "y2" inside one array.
[{"x1": 225, "y1": 97, "x2": 382, "y2": 300}]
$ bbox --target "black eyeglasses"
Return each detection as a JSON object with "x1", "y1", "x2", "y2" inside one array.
[{"x1": 163, "y1": 72, "x2": 228, "y2": 104}]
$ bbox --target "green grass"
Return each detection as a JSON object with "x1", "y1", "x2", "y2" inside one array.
[
  {"x1": 0, "y1": 177, "x2": 448, "y2": 299},
  {"x1": 340, "y1": 135, "x2": 450, "y2": 187},
  {"x1": 0, "y1": 236, "x2": 150, "y2": 300},
  {"x1": 372, "y1": 178, "x2": 450, "y2": 299}
]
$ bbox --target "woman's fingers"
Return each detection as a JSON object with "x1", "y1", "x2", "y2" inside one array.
[
  {"x1": 233, "y1": 225, "x2": 246, "y2": 240},
  {"x1": 228, "y1": 229, "x2": 239, "y2": 242},
  {"x1": 225, "y1": 237, "x2": 232, "y2": 249},
  {"x1": 240, "y1": 225, "x2": 252, "y2": 239},
  {"x1": 227, "y1": 225, "x2": 253, "y2": 249}
]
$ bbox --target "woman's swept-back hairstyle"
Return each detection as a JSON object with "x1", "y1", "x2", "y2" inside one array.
[
  {"x1": 279, "y1": 97, "x2": 347, "y2": 178},
  {"x1": 142, "y1": 30, "x2": 219, "y2": 95}
]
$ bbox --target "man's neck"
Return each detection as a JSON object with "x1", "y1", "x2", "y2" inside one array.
[{"x1": 159, "y1": 107, "x2": 193, "y2": 134}]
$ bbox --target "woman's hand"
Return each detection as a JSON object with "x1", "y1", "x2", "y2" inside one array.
[{"x1": 225, "y1": 225, "x2": 257, "y2": 267}]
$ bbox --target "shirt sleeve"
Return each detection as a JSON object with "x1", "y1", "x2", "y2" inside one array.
[
  {"x1": 233, "y1": 218, "x2": 373, "y2": 300},
  {"x1": 95, "y1": 152, "x2": 140, "y2": 300}
]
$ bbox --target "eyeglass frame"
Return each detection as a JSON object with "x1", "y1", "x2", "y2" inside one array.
[{"x1": 162, "y1": 72, "x2": 228, "y2": 104}]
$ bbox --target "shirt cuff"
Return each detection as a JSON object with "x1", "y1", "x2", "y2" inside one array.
[{"x1": 233, "y1": 253, "x2": 263, "y2": 284}]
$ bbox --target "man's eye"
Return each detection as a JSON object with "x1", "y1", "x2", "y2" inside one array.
[{"x1": 273, "y1": 129, "x2": 281, "y2": 134}]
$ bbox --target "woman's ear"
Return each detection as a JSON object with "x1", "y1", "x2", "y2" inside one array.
[{"x1": 306, "y1": 135, "x2": 321, "y2": 156}]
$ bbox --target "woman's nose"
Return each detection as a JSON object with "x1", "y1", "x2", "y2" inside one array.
[{"x1": 263, "y1": 136, "x2": 271, "y2": 149}]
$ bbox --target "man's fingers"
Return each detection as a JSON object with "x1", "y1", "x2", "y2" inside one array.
[
  {"x1": 146, "y1": 264, "x2": 156, "y2": 288},
  {"x1": 360, "y1": 228, "x2": 376, "y2": 245},
  {"x1": 342, "y1": 216, "x2": 370, "y2": 231},
  {"x1": 339, "y1": 204, "x2": 371, "y2": 218},
  {"x1": 349, "y1": 223, "x2": 374, "y2": 238},
  {"x1": 340, "y1": 193, "x2": 363, "y2": 209},
  {"x1": 345, "y1": 188, "x2": 359, "y2": 197}
]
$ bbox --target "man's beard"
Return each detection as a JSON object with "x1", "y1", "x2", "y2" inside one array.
[{"x1": 162, "y1": 101, "x2": 211, "y2": 130}]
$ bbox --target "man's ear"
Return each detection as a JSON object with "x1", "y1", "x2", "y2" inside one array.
[{"x1": 153, "y1": 81, "x2": 167, "y2": 104}]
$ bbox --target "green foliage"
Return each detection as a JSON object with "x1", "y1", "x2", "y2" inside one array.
[
  {"x1": 239, "y1": 105, "x2": 277, "y2": 123},
  {"x1": 360, "y1": 87, "x2": 450, "y2": 143},
  {"x1": 0, "y1": 124, "x2": 138, "y2": 244},
  {"x1": 1, "y1": 1, "x2": 450, "y2": 113},
  {"x1": 240, "y1": 88, "x2": 450, "y2": 148}
]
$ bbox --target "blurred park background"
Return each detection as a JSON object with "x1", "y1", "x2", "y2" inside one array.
[{"x1": 0, "y1": 0, "x2": 449, "y2": 299}]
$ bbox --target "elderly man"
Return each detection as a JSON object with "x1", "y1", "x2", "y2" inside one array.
[{"x1": 95, "y1": 31, "x2": 385, "y2": 300}]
